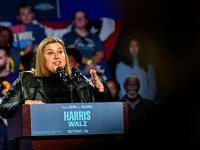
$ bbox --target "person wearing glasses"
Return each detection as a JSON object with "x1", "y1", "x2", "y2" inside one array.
[{"x1": 62, "y1": 10, "x2": 109, "y2": 80}]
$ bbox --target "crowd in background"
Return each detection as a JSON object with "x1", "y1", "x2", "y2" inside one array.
[{"x1": 0, "y1": 3, "x2": 162, "y2": 150}]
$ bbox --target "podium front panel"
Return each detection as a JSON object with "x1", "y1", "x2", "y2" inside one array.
[{"x1": 30, "y1": 102, "x2": 125, "y2": 136}]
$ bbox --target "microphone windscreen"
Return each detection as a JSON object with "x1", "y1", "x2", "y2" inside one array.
[
  {"x1": 56, "y1": 67, "x2": 64, "y2": 74},
  {"x1": 71, "y1": 67, "x2": 80, "y2": 74},
  {"x1": 71, "y1": 67, "x2": 81, "y2": 78}
]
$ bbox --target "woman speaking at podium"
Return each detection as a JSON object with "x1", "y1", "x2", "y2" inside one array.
[{"x1": 0, "y1": 37, "x2": 112, "y2": 119}]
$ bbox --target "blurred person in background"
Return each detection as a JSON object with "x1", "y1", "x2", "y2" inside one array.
[
  {"x1": 118, "y1": 73, "x2": 156, "y2": 134},
  {"x1": 106, "y1": 79, "x2": 120, "y2": 102},
  {"x1": 116, "y1": 38, "x2": 157, "y2": 101},
  {"x1": 63, "y1": 10, "x2": 112, "y2": 81}
]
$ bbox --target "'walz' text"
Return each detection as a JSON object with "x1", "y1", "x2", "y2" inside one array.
[{"x1": 64, "y1": 111, "x2": 91, "y2": 127}]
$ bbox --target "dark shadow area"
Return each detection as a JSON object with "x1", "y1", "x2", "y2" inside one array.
[{"x1": 108, "y1": 0, "x2": 200, "y2": 147}]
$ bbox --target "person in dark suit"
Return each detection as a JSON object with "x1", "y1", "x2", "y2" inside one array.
[{"x1": 119, "y1": 73, "x2": 156, "y2": 134}]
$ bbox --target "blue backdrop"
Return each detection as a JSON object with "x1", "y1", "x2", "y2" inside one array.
[
  {"x1": 0, "y1": 0, "x2": 125, "y2": 21},
  {"x1": 58, "y1": 0, "x2": 125, "y2": 21}
]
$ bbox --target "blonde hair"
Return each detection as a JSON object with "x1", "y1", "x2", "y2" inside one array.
[{"x1": 33, "y1": 37, "x2": 71, "y2": 77}]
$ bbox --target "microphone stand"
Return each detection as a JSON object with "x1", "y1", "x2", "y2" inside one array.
[{"x1": 57, "y1": 67, "x2": 75, "y2": 103}]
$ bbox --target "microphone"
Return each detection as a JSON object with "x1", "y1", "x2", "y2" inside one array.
[
  {"x1": 56, "y1": 66, "x2": 75, "y2": 90},
  {"x1": 56, "y1": 67, "x2": 74, "y2": 102},
  {"x1": 71, "y1": 67, "x2": 81, "y2": 79},
  {"x1": 56, "y1": 67, "x2": 95, "y2": 103},
  {"x1": 71, "y1": 67, "x2": 94, "y2": 87},
  {"x1": 56, "y1": 67, "x2": 68, "y2": 83},
  {"x1": 56, "y1": 67, "x2": 82, "y2": 85}
]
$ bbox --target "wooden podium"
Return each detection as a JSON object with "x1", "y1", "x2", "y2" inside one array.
[{"x1": 7, "y1": 102, "x2": 128, "y2": 150}]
